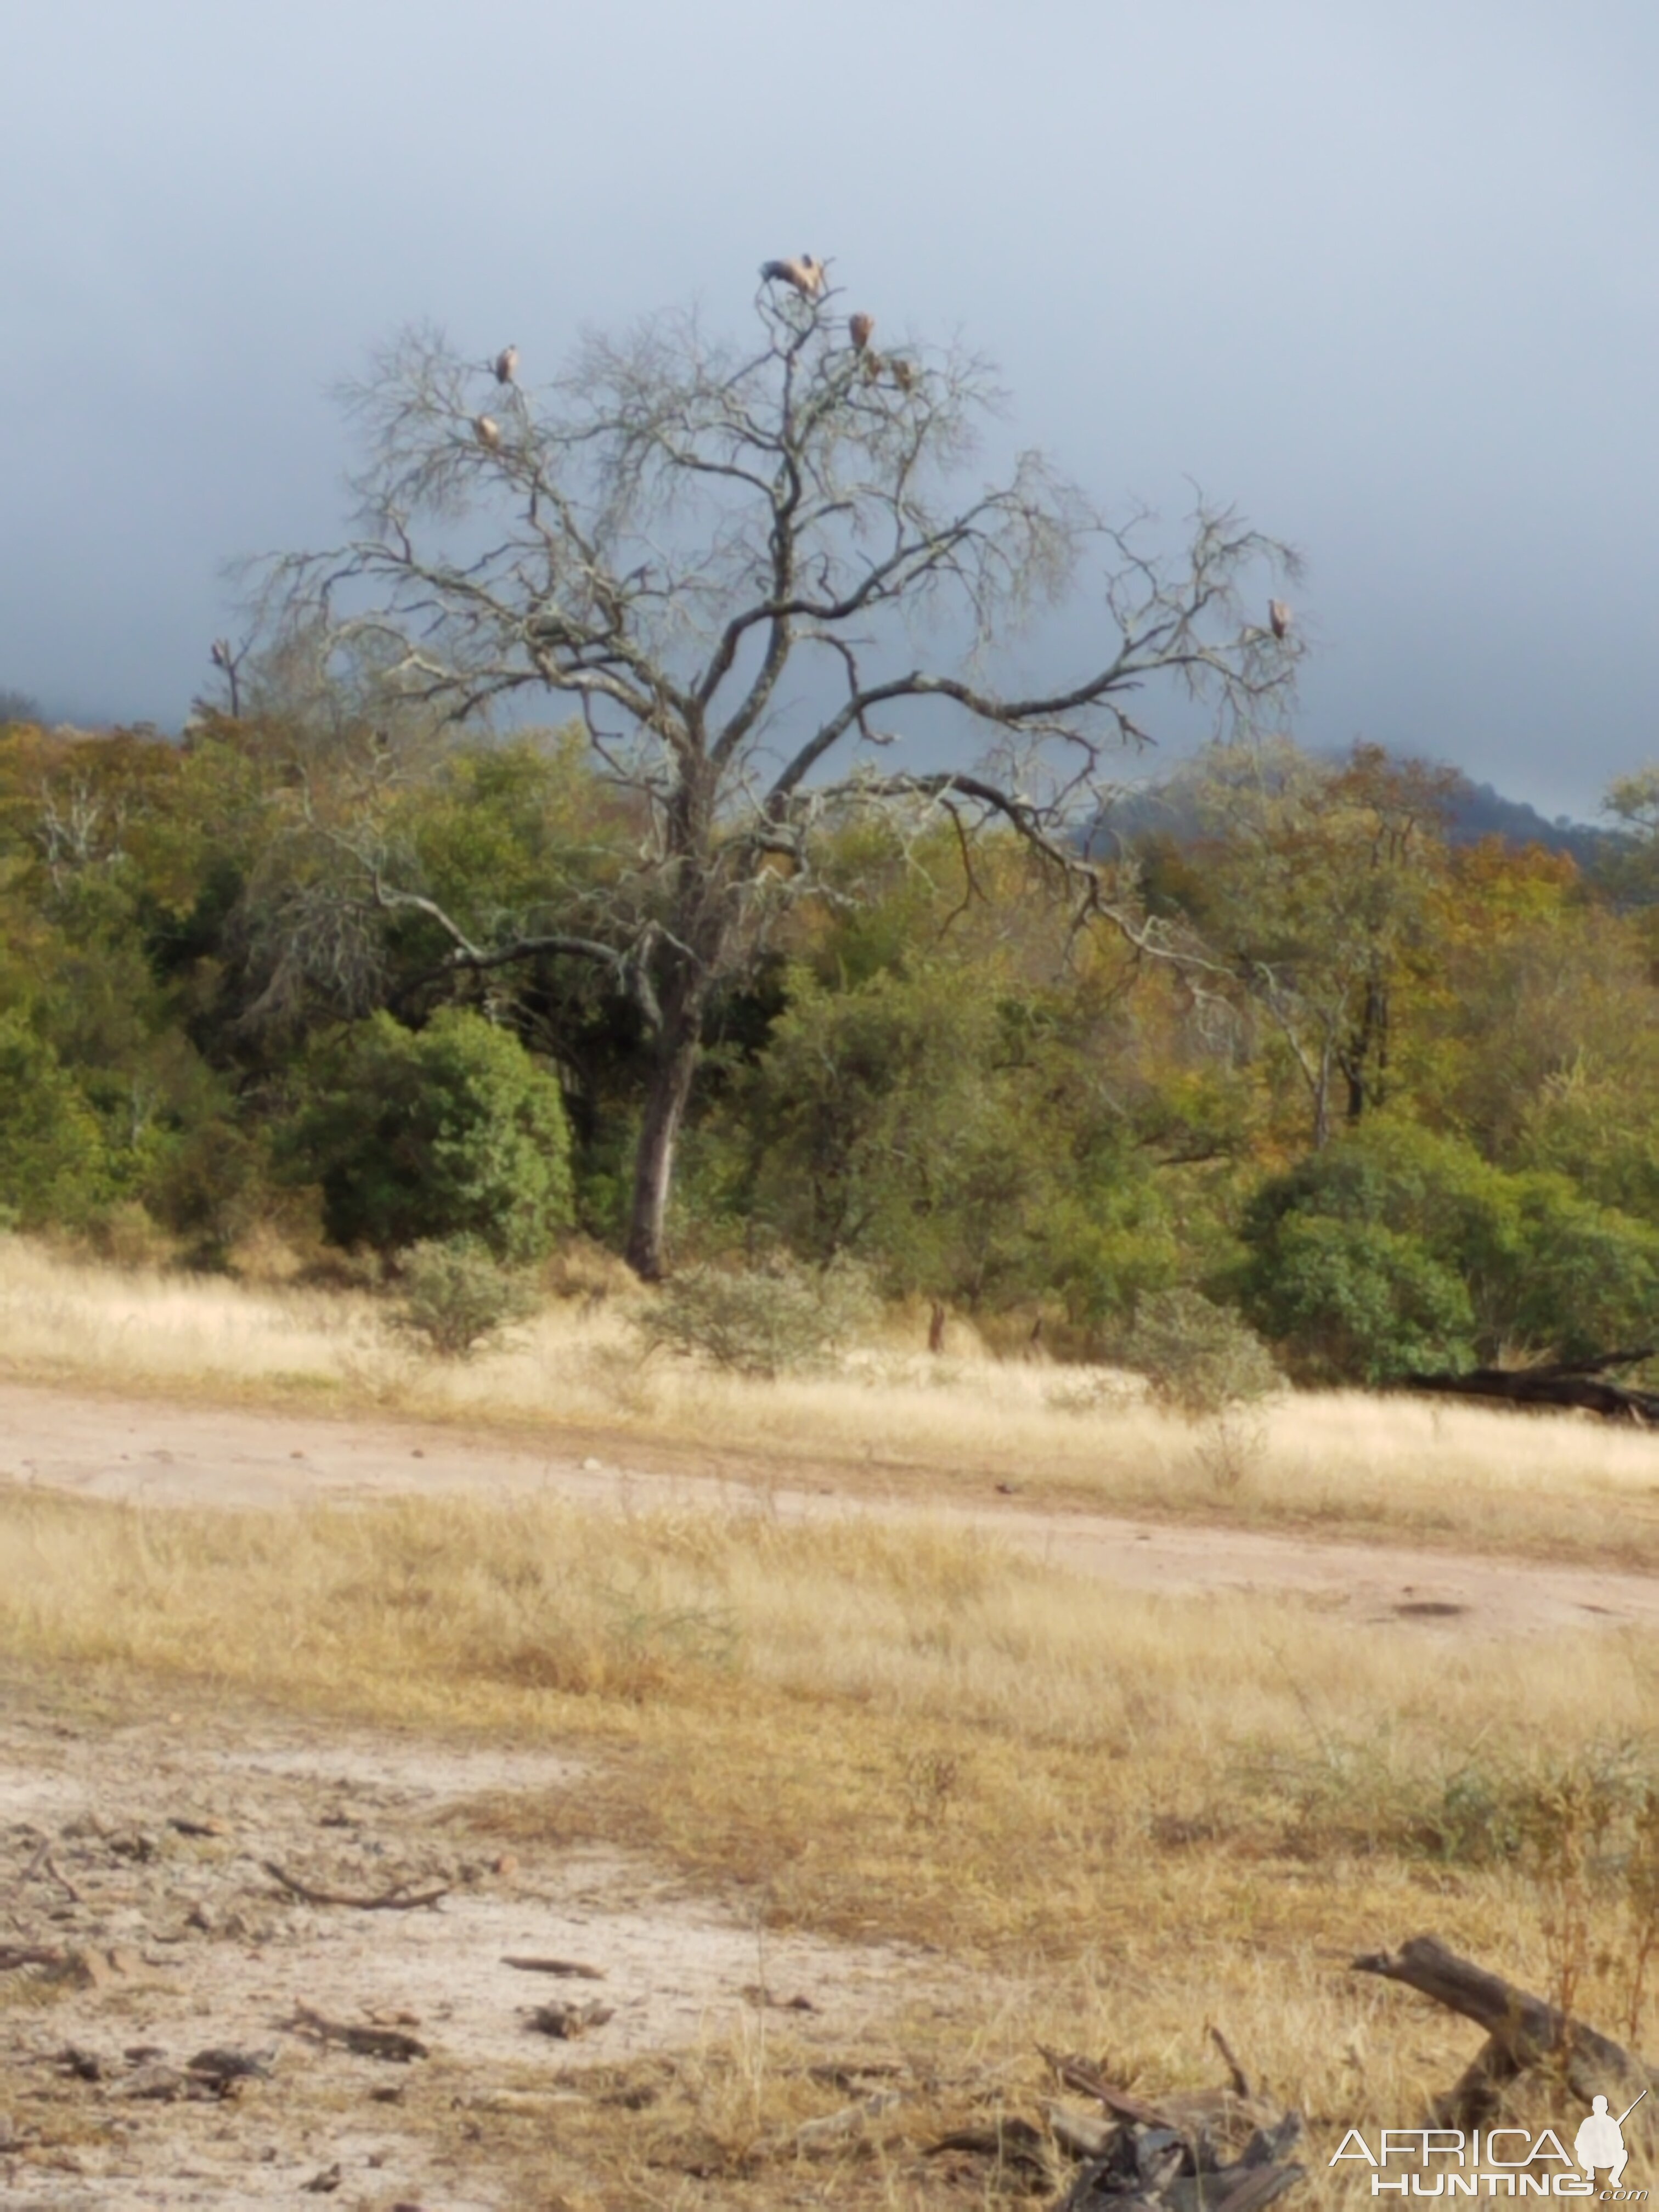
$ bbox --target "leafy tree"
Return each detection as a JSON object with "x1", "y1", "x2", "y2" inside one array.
[
  {"x1": 284, "y1": 1007, "x2": 574, "y2": 1260},
  {"x1": 695, "y1": 958, "x2": 1184, "y2": 1320},
  {"x1": 1423, "y1": 840, "x2": 1652, "y2": 1165},
  {"x1": 255, "y1": 285, "x2": 1299, "y2": 1276},
  {"x1": 1144, "y1": 740, "x2": 1460, "y2": 1151}
]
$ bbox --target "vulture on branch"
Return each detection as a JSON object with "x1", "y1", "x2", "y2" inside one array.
[
  {"x1": 493, "y1": 344, "x2": 519, "y2": 386},
  {"x1": 848, "y1": 311, "x2": 875, "y2": 353},
  {"x1": 473, "y1": 415, "x2": 502, "y2": 452},
  {"x1": 1268, "y1": 599, "x2": 1293, "y2": 641},
  {"x1": 890, "y1": 357, "x2": 916, "y2": 393},
  {"x1": 759, "y1": 254, "x2": 826, "y2": 301}
]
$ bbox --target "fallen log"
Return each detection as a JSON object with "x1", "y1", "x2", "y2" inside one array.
[
  {"x1": 1352, "y1": 1935, "x2": 1655, "y2": 2125},
  {"x1": 1403, "y1": 1352, "x2": 1659, "y2": 1424}
]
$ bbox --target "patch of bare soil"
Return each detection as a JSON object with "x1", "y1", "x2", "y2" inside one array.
[
  {"x1": 0, "y1": 1692, "x2": 959, "y2": 2208},
  {"x1": 2, "y1": 1380, "x2": 1657, "y2": 1643}
]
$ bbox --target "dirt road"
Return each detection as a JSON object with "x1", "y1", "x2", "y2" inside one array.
[{"x1": 3, "y1": 1380, "x2": 1654, "y2": 1643}]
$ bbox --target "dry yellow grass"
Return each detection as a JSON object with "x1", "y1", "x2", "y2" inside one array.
[
  {"x1": 3, "y1": 1471, "x2": 1657, "y2": 2201},
  {"x1": 3, "y1": 1479, "x2": 1656, "y2": 1964},
  {"x1": 4, "y1": 1235, "x2": 1659, "y2": 1567}
]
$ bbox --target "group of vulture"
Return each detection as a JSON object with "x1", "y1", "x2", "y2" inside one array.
[
  {"x1": 461, "y1": 264, "x2": 1295, "y2": 648},
  {"x1": 471, "y1": 342, "x2": 518, "y2": 453},
  {"x1": 758, "y1": 253, "x2": 914, "y2": 388}
]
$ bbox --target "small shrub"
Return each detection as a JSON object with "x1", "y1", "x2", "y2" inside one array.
[
  {"x1": 640, "y1": 1255, "x2": 877, "y2": 1379},
  {"x1": 390, "y1": 1236, "x2": 541, "y2": 1361},
  {"x1": 88, "y1": 1201, "x2": 178, "y2": 1272},
  {"x1": 1118, "y1": 1289, "x2": 1281, "y2": 1419}
]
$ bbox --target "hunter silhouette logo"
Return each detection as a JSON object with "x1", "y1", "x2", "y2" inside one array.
[
  {"x1": 1577, "y1": 2092, "x2": 1647, "y2": 2191},
  {"x1": 1331, "y1": 2085, "x2": 1650, "y2": 2194}
]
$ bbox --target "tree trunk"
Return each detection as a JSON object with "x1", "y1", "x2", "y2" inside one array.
[
  {"x1": 1310, "y1": 1039, "x2": 1334, "y2": 1150},
  {"x1": 624, "y1": 980, "x2": 707, "y2": 1282}
]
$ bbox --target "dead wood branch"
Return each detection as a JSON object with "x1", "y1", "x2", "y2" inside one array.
[
  {"x1": 0, "y1": 1945, "x2": 70, "y2": 1973},
  {"x1": 1352, "y1": 1934, "x2": 1655, "y2": 2124},
  {"x1": 25, "y1": 1839, "x2": 83, "y2": 1903},
  {"x1": 1022, "y1": 2043, "x2": 1305, "y2": 2207},
  {"x1": 501, "y1": 1954, "x2": 605, "y2": 1979},
  {"x1": 262, "y1": 1860, "x2": 449, "y2": 1911},
  {"x1": 1209, "y1": 2026, "x2": 1252, "y2": 2099}
]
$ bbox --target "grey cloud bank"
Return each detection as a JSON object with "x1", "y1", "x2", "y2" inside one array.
[{"x1": 3, "y1": 0, "x2": 1655, "y2": 817}]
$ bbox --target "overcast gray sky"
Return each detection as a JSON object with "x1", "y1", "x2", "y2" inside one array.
[{"x1": 4, "y1": 0, "x2": 1656, "y2": 817}]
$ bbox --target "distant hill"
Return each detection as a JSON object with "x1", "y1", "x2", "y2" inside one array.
[
  {"x1": 1092, "y1": 750, "x2": 1622, "y2": 870},
  {"x1": 1443, "y1": 779, "x2": 1615, "y2": 867}
]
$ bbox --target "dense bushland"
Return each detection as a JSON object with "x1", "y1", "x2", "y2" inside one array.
[{"x1": 2, "y1": 711, "x2": 1657, "y2": 1386}]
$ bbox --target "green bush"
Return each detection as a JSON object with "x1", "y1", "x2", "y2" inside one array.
[
  {"x1": 1242, "y1": 1119, "x2": 1659, "y2": 1381},
  {"x1": 0, "y1": 1012, "x2": 112, "y2": 1228},
  {"x1": 1117, "y1": 1289, "x2": 1282, "y2": 1418},
  {"x1": 1245, "y1": 1212, "x2": 1476, "y2": 1384},
  {"x1": 284, "y1": 1007, "x2": 574, "y2": 1261},
  {"x1": 641, "y1": 1255, "x2": 877, "y2": 1379},
  {"x1": 390, "y1": 1236, "x2": 541, "y2": 1360}
]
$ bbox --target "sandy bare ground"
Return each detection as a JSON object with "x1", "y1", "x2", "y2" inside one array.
[
  {"x1": 0, "y1": 1694, "x2": 961, "y2": 2209},
  {"x1": 2, "y1": 1380, "x2": 1656, "y2": 1644}
]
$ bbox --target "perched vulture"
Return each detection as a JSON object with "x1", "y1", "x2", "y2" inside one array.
[
  {"x1": 1268, "y1": 599, "x2": 1292, "y2": 641},
  {"x1": 890, "y1": 357, "x2": 916, "y2": 394},
  {"x1": 493, "y1": 343, "x2": 519, "y2": 386},
  {"x1": 848, "y1": 311, "x2": 875, "y2": 353},
  {"x1": 474, "y1": 415, "x2": 502, "y2": 452},
  {"x1": 759, "y1": 254, "x2": 826, "y2": 301},
  {"x1": 210, "y1": 638, "x2": 233, "y2": 671}
]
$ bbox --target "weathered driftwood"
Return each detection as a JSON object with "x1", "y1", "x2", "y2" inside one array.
[
  {"x1": 1403, "y1": 1350, "x2": 1659, "y2": 1424},
  {"x1": 1353, "y1": 1935, "x2": 1655, "y2": 2125},
  {"x1": 263, "y1": 1861, "x2": 449, "y2": 1912}
]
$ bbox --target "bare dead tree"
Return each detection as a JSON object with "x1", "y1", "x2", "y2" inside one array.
[
  {"x1": 253, "y1": 281, "x2": 1302, "y2": 1278},
  {"x1": 207, "y1": 635, "x2": 255, "y2": 721}
]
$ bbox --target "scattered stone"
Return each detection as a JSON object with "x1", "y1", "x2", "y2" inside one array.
[
  {"x1": 123, "y1": 2063, "x2": 189, "y2": 2102},
  {"x1": 187, "y1": 2045, "x2": 275, "y2": 2086}
]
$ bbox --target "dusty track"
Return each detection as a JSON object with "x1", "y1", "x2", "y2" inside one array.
[{"x1": 2, "y1": 1381, "x2": 1655, "y2": 1644}]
